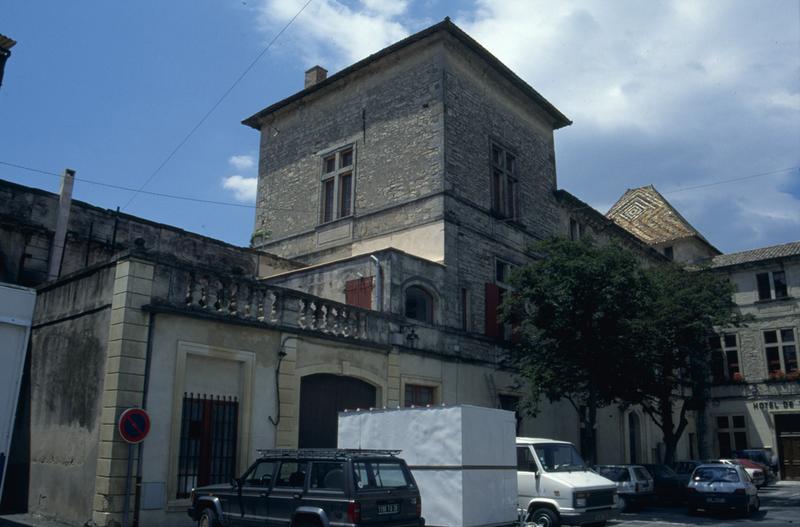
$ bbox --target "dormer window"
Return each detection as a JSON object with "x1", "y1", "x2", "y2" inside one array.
[{"x1": 320, "y1": 146, "x2": 354, "y2": 224}]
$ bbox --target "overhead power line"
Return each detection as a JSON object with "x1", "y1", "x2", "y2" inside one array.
[
  {"x1": 120, "y1": 0, "x2": 315, "y2": 211},
  {"x1": 0, "y1": 160, "x2": 315, "y2": 213}
]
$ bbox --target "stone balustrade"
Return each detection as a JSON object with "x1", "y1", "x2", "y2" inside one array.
[{"x1": 149, "y1": 263, "x2": 390, "y2": 345}]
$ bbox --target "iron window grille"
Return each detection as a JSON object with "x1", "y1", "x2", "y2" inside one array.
[{"x1": 176, "y1": 393, "x2": 238, "y2": 498}]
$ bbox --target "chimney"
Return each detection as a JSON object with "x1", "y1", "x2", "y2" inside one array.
[
  {"x1": 304, "y1": 66, "x2": 327, "y2": 88},
  {"x1": 48, "y1": 168, "x2": 75, "y2": 281}
]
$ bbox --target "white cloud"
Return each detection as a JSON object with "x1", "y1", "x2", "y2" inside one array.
[
  {"x1": 229, "y1": 154, "x2": 255, "y2": 171},
  {"x1": 222, "y1": 175, "x2": 258, "y2": 203},
  {"x1": 256, "y1": 0, "x2": 412, "y2": 67},
  {"x1": 223, "y1": 154, "x2": 258, "y2": 202}
]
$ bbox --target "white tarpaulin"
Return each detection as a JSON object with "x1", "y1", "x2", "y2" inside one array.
[
  {"x1": 338, "y1": 405, "x2": 518, "y2": 527},
  {"x1": 0, "y1": 283, "x2": 36, "y2": 499}
]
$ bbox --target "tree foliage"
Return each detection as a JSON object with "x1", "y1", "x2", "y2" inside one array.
[
  {"x1": 505, "y1": 237, "x2": 739, "y2": 464},
  {"x1": 504, "y1": 237, "x2": 650, "y2": 464}
]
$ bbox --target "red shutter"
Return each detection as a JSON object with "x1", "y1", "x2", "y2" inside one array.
[
  {"x1": 485, "y1": 283, "x2": 502, "y2": 339},
  {"x1": 345, "y1": 277, "x2": 374, "y2": 309}
]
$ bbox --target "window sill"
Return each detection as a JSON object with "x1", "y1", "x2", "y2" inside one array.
[
  {"x1": 316, "y1": 214, "x2": 354, "y2": 229},
  {"x1": 754, "y1": 296, "x2": 794, "y2": 305}
]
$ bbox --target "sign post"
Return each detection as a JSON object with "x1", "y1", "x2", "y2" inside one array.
[{"x1": 118, "y1": 408, "x2": 150, "y2": 527}]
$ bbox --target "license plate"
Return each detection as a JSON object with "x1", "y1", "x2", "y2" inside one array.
[
  {"x1": 377, "y1": 503, "x2": 399, "y2": 515},
  {"x1": 707, "y1": 497, "x2": 725, "y2": 503}
]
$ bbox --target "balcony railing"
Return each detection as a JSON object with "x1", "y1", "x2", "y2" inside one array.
[{"x1": 149, "y1": 263, "x2": 390, "y2": 345}]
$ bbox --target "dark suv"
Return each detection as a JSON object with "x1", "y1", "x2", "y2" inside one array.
[{"x1": 188, "y1": 449, "x2": 425, "y2": 527}]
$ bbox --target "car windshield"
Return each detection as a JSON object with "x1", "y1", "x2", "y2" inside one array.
[
  {"x1": 353, "y1": 460, "x2": 414, "y2": 491},
  {"x1": 532, "y1": 443, "x2": 587, "y2": 472},
  {"x1": 692, "y1": 467, "x2": 740, "y2": 483}
]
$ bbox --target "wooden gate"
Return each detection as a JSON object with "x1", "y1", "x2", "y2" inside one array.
[{"x1": 298, "y1": 374, "x2": 376, "y2": 448}]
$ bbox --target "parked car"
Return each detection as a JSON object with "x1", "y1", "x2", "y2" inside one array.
[
  {"x1": 708, "y1": 459, "x2": 766, "y2": 488},
  {"x1": 671, "y1": 460, "x2": 702, "y2": 481},
  {"x1": 733, "y1": 448, "x2": 778, "y2": 476},
  {"x1": 517, "y1": 438, "x2": 619, "y2": 526},
  {"x1": 733, "y1": 449, "x2": 778, "y2": 482},
  {"x1": 686, "y1": 463, "x2": 759, "y2": 517},
  {"x1": 188, "y1": 449, "x2": 425, "y2": 527},
  {"x1": 594, "y1": 465, "x2": 653, "y2": 511},
  {"x1": 641, "y1": 464, "x2": 686, "y2": 504}
]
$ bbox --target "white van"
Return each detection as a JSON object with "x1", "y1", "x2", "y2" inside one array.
[{"x1": 517, "y1": 438, "x2": 619, "y2": 527}]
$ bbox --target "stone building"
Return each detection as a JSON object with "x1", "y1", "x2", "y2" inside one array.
[
  {"x1": 1, "y1": 19, "x2": 702, "y2": 527},
  {"x1": 608, "y1": 185, "x2": 800, "y2": 480}
]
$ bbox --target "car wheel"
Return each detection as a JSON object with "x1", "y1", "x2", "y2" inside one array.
[
  {"x1": 753, "y1": 496, "x2": 760, "y2": 512},
  {"x1": 198, "y1": 508, "x2": 218, "y2": 527},
  {"x1": 529, "y1": 507, "x2": 559, "y2": 527},
  {"x1": 618, "y1": 496, "x2": 627, "y2": 512}
]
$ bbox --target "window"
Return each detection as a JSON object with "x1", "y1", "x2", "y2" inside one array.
[
  {"x1": 320, "y1": 146, "x2": 354, "y2": 223},
  {"x1": 716, "y1": 415, "x2": 747, "y2": 458},
  {"x1": 242, "y1": 460, "x2": 277, "y2": 487},
  {"x1": 345, "y1": 276, "x2": 373, "y2": 309},
  {"x1": 461, "y1": 288, "x2": 470, "y2": 331},
  {"x1": 353, "y1": 461, "x2": 413, "y2": 490},
  {"x1": 569, "y1": 218, "x2": 581, "y2": 241},
  {"x1": 516, "y1": 446, "x2": 537, "y2": 472},
  {"x1": 756, "y1": 271, "x2": 789, "y2": 301},
  {"x1": 405, "y1": 286, "x2": 433, "y2": 324},
  {"x1": 486, "y1": 259, "x2": 517, "y2": 340},
  {"x1": 491, "y1": 143, "x2": 516, "y2": 218},
  {"x1": 176, "y1": 394, "x2": 239, "y2": 498},
  {"x1": 275, "y1": 461, "x2": 308, "y2": 488},
  {"x1": 404, "y1": 384, "x2": 435, "y2": 407},
  {"x1": 709, "y1": 334, "x2": 741, "y2": 383},
  {"x1": 763, "y1": 328, "x2": 798, "y2": 377},
  {"x1": 309, "y1": 462, "x2": 346, "y2": 491},
  {"x1": 663, "y1": 246, "x2": 674, "y2": 260}
]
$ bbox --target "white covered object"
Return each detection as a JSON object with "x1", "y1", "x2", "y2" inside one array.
[{"x1": 338, "y1": 405, "x2": 518, "y2": 527}]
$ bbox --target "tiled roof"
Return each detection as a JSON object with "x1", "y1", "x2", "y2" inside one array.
[
  {"x1": 707, "y1": 241, "x2": 800, "y2": 268},
  {"x1": 606, "y1": 185, "x2": 719, "y2": 253}
]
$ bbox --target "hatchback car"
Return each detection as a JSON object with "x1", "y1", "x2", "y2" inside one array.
[
  {"x1": 595, "y1": 465, "x2": 653, "y2": 511},
  {"x1": 711, "y1": 459, "x2": 766, "y2": 488},
  {"x1": 188, "y1": 449, "x2": 425, "y2": 527},
  {"x1": 686, "y1": 463, "x2": 759, "y2": 517}
]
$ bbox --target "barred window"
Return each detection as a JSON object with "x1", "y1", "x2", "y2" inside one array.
[{"x1": 176, "y1": 393, "x2": 238, "y2": 498}]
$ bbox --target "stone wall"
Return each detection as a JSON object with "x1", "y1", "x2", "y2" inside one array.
[
  {"x1": 252, "y1": 35, "x2": 446, "y2": 261},
  {"x1": 28, "y1": 263, "x2": 116, "y2": 526},
  {"x1": 0, "y1": 179, "x2": 300, "y2": 287}
]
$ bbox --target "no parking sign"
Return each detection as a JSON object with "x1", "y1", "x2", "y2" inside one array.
[{"x1": 118, "y1": 407, "x2": 151, "y2": 444}]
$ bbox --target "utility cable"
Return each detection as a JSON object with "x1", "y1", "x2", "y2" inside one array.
[{"x1": 121, "y1": 0, "x2": 315, "y2": 210}]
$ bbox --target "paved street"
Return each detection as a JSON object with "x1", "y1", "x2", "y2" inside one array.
[{"x1": 611, "y1": 482, "x2": 800, "y2": 527}]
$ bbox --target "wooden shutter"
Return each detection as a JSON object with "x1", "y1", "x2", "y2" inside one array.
[
  {"x1": 345, "y1": 277, "x2": 374, "y2": 309},
  {"x1": 485, "y1": 283, "x2": 502, "y2": 339}
]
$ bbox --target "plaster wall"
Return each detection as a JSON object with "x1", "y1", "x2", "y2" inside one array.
[
  {"x1": 27, "y1": 265, "x2": 116, "y2": 526},
  {"x1": 138, "y1": 313, "x2": 281, "y2": 527}
]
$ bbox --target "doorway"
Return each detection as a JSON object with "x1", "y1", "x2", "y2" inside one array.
[
  {"x1": 776, "y1": 413, "x2": 800, "y2": 480},
  {"x1": 298, "y1": 374, "x2": 376, "y2": 448}
]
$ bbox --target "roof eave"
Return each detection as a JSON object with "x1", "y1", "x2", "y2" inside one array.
[{"x1": 242, "y1": 18, "x2": 571, "y2": 130}]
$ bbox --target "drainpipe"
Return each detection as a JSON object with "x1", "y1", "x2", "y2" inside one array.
[
  {"x1": 370, "y1": 254, "x2": 383, "y2": 312},
  {"x1": 47, "y1": 168, "x2": 75, "y2": 281}
]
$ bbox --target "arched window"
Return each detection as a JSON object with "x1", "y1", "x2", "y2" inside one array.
[{"x1": 405, "y1": 286, "x2": 433, "y2": 324}]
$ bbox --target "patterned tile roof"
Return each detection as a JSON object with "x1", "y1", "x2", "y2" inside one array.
[
  {"x1": 707, "y1": 240, "x2": 800, "y2": 268},
  {"x1": 606, "y1": 185, "x2": 719, "y2": 252}
]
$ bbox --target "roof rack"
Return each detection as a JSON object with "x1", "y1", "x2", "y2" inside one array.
[{"x1": 255, "y1": 448, "x2": 402, "y2": 459}]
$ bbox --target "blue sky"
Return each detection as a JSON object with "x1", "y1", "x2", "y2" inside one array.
[{"x1": 2, "y1": 1, "x2": 798, "y2": 252}]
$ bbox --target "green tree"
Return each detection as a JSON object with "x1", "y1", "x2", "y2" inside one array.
[
  {"x1": 504, "y1": 237, "x2": 649, "y2": 464},
  {"x1": 624, "y1": 263, "x2": 740, "y2": 464}
]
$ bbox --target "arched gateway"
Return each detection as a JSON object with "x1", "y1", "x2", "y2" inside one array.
[{"x1": 298, "y1": 374, "x2": 377, "y2": 448}]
